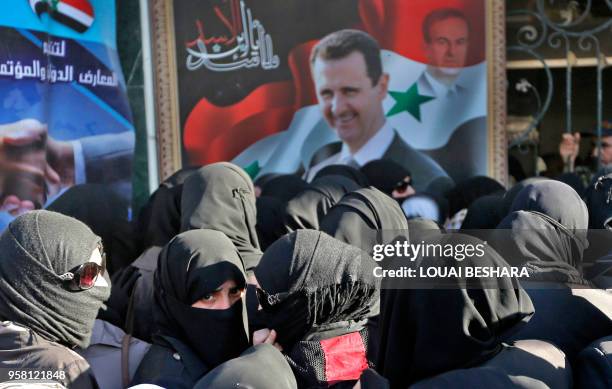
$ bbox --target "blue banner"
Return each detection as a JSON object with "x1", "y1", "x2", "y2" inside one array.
[{"x1": 0, "y1": 0, "x2": 134, "y2": 224}]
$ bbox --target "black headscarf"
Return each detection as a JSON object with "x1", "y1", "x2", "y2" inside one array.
[
  {"x1": 47, "y1": 184, "x2": 128, "y2": 274},
  {"x1": 495, "y1": 211, "x2": 589, "y2": 285},
  {"x1": 47, "y1": 184, "x2": 127, "y2": 237},
  {"x1": 491, "y1": 177, "x2": 590, "y2": 285},
  {"x1": 255, "y1": 196, "x2": 286, "y2": 250},
  {"x1": 254, "y1": 230, "x2": 380, "y2": 351},
  {"x1": 509, "y1": 180, "x2": 589, "y2": 235},
  {"x1": 138, "y1": 167, "x2": 198, "y2": 249},
  {"x1": 194, "y1": 344, "x2": 298, "y2": 389},
  {"x1": 282, "y1": 175, "x2": 361, "y2": 232},
  {"x1": 0, "y1": 210, "x2": 110, "y2": 348},
  {"x1": 314, "y1": 164, "x2": 370, "y2": 187},
  {"x1": 154, "y1": 229, "x2": 249, "y2": 369},
  {"x1": 319, "y1": 187, "x2": 409, "y2": 253},
  {"x1": 259, "y1": 174, "x2": 310, "y2": 202},
  {"x1": 585, "y1": 172, "x2": 612, "y2": 230},
  {"x1": 501, "y1": 176, "x2": 549, "y2": 216},
  {"x1": 377, "y1": 233, "x2": 534, "y2": 388},
  {"x1": 460, "y1": 194, "x2": 505, "y2": 230},
  {"x1": 181, "y1": 162, "x2": 262, "y2": 272},
  {"x1": 446, "y1": 176, "x2": 505, "y2": 217},
  {"x1": 360, "y1": 159, "x2": 411, "y2": 196}
]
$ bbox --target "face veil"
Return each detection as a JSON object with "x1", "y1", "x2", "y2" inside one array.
[{"x1": 153, "y1": 229, "x2": 250, "y2": 369}]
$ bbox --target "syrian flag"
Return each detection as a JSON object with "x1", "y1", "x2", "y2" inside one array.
[
  {"x1": 230, "y1": 0, "x2": 487, "y2": 176},
  {"x1": 184, "y1": 0, "x2": 486, "y2": 177},
  {"x1": 29, "y1": 0, "x2": 95, "y2": 33}
]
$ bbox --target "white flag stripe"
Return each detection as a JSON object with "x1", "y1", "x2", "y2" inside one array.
[
  {"x1": 381, "y1": 49, "x2": 487, "y2": 150},
  {"x1": 57, "y1": 2, "x2": 94, "y2": 27}
]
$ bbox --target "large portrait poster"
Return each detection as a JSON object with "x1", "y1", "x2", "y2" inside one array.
[
  {"x1": 174, "y1": 0, "x2": 487, "y2": 186},
  {"x1": 0, "y1": 0, "x2": 134, "y2": 224}
]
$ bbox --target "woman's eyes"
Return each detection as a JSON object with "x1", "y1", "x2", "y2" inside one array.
[
  {"x1": 229, "y1": 287, "x2": 243, "y2": 296},
  {"x1": 202, "y1": 293, "x2": 213, "y2": 301}
]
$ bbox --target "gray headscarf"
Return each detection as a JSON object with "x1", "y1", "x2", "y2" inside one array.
[
  {"x1": 180, "y1": 162, "x2": 262, "y2": 272},
  {"x1": 496, "y1": 180, "x2": 590, "y2": 284},
  {"x1": 0, "y1": 210, "x2": 110, "y2": 348}
]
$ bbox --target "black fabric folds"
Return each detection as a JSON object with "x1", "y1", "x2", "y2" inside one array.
[
  {"x1": 260, "y1": 174, "x2": 310, "y2": 202},
  {"x1": 460, "y1": 194, "x2": 505, "y2": 230},
  {"x1": 180, "y1": 162, "x2": 262, "y2": 272},
  {"x1": 314, "y1": 164, "x2": 370, "y2": 187},
  {"x1": 501, "y1": 177, "x2": 549, "y2": 216},
  {"x1": 445, "y1": 176, "x2": 505, "y2": 217},
  {"x1": 320, "y1": 187, "x2": 409, "y2": 253},
  {"x1": 136, "y1": 166, "x2": 198, "y2": 250},
  {"x1": 509, "y1": 180, "x2": 588, "y2": 232},
  {"x1": 495, "y1": 179, "x2": 590, "y2": 284},
  {"x1": 154, "y1": 229, "x2": 249, "y2": 370},
  {"x1": 282, "y1": 175, "x2": 361, "y2": 232},
  {"x1": 254, "y1": 230, "x2": 380, "y2": 351},
  {"x1": 495, "y1": 211, "x2": 590, "y2": 285},
  {"x1": 0, "y1": 210, "x2": 110, "y2": 348},
  {"x1": 377, "y1": 233, "x2": 534, "y2": 388},
  {"x1": 47, "y1": 184, "x2": 128, "y2": 273},
  {"x1": 255, "y1": 196, "x2": 287, "y2": 251},
  {"x1": 194, "y1": 344, "x2": 298, "y2": 389}
]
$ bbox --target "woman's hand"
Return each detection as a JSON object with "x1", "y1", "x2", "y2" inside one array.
[{"x1": 253, "y1": 328, "x2": 283, "y2": 351}]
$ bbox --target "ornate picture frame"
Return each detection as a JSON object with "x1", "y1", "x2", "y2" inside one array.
[{"x1": 148, "y1": 0, "x2": 507, "y2": 183}]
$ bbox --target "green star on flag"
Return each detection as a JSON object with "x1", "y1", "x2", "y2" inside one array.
[{"x1": 386, "y1": 83, "x2": 435, "y2": 122}]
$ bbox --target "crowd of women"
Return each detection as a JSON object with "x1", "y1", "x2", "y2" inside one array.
[{"x1": 0, "y1": 160, "x2": 610, "y2": 389}]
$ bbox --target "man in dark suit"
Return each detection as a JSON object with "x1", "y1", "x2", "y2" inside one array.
[{"x1": 304, "y1": 29, "x2": 452, "y2": 192}]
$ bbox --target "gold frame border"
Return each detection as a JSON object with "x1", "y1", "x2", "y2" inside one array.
[
  {"x1": 487, "y1": 0, "x2": 508, "y2": 184},
  {"x1": 150, "y1": 0, "x2": 182, "y2": 181}
]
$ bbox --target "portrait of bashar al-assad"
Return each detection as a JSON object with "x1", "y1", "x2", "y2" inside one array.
[{"x1": 383, "y1": 7, "x2": 487, "y2": 182}]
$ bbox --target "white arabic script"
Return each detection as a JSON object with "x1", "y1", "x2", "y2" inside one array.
[{"x1": 185, "y1": 0, "x2": 280, "y2": 72}]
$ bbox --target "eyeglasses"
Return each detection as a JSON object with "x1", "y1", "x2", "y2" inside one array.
[
  {"x1": 255, "y1": 288, "x2": 289, "y2": 311},
  {"x1": 394, "y1": 177, "x2": 412, "y2": 192},
  {"x1": 60, "y1": 244, "x2": 106, "y2": 291}
]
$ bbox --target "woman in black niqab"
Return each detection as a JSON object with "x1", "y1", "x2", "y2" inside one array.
[
  {"x1": 181, "y1": 162, "x2": 262, "y2": 273},
  {"x1": 254, "y1": 230, "x2": 380, "y2": 388},
  {"x1": 132, "y1": 229, "x2": 250, "y2": 387},
  {"x1": 377, "y1": 233, "x2": 535, "y2": 388}
]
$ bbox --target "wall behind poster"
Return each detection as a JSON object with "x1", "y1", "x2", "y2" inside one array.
[
  {"x1": 175, "y1": 0, "x2": 487, "y2": 183},
  {"x1": 0, "y1": 0, "x2": 134, "y2": 224}
]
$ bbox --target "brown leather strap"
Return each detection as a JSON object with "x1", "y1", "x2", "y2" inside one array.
[{"x1": 121, "y1": 334, "x2": 131, "y2": 388}]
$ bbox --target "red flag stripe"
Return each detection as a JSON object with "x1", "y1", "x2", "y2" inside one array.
[
  {"x1": 183, "y1": 81, "x2": 295, "y2": 164},
  {"x1": 57, "y1": 0, "x2": 94, "y2": 27},
  {"x1": 358, "y1": 0, "x2": 485, "y2": 66}
]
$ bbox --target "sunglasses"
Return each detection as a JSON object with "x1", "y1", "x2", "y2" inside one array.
[
  {"x1": 255, "y1": 288, "x2": 289, "y2": 311},
  {"x1": 59, "y1": 244, "x2": 106, "y2": 291},
  {"x1": 394, "y1": 177, "x2": 412, "y2": 192}
]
